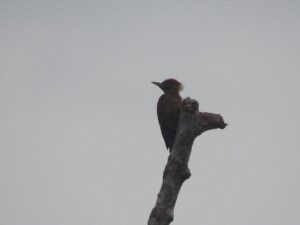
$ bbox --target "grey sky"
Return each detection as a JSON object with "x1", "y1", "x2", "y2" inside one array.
[{"x1": 1, "y1": 0, "x2": 300, "y2": 225}]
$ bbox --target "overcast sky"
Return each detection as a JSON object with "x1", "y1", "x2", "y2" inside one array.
[{"x1": 1, "y1": 1, "x2": 300, "y2": 225}]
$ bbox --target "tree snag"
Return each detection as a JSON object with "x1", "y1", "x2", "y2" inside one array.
[{"x1": 148, "y1": 97, "x2": 227, "y2": 225}]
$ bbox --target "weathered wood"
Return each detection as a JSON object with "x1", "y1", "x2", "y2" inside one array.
[{"x1": 148, "y1": 97, "x2": 227, "y2": 225}]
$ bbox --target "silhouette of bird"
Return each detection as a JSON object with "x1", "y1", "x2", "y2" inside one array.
[{"x1": 152, "y1": 79, "x2": 183, "y2": 152}]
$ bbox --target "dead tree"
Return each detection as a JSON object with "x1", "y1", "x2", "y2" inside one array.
[{"x1": 148, "y1": 97, "x2": 227, "y2": 225}]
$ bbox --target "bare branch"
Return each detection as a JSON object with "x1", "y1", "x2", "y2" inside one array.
[{"x1": 148, "y1": 97, "x2": 227, "y2": 225}]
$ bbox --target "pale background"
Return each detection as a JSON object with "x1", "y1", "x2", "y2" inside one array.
[{"x1": 1, "y1": 1, "x2": 300, "y2": 225}]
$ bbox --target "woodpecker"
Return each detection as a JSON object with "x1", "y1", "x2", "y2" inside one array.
[{"x1": 152, "y1": 79, "x2": 183, "y2": 152}]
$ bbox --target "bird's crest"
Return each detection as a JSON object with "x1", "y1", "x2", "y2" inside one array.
[
  {"x1": 179, "y1": 83, "x2": 184, "y2": 91},
  {"x1": 162, "y1": 78, "x2": 184, "y2": 91}
]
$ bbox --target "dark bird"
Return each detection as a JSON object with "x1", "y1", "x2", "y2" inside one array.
[{"x1": 152, "y1": 79, "x2": 183, "y2": 152}]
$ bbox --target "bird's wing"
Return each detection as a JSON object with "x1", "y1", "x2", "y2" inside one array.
[
  {"x1": 158, "y1": 114, "x2": 173, "y2": 150},
  {"x1": 157, "y1": 95, "x2": 180, "y2": 150}
]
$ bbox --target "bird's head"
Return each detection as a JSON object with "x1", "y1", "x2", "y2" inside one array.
[{"x1": 152, "y1": 78, "x2": 184, "y2": 94}]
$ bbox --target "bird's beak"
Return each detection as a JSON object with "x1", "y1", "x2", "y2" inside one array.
[{"x1": 152, "y1": 81, "x2": 162, "y2": 87}]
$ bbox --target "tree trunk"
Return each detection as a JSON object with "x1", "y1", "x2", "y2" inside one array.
[{"x1": 148, "y1": 97, "x2": 227, "y2": 225}]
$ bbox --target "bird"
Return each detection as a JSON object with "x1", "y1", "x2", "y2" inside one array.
[{"x1": 152, "y1": 79, "x2": 183, "y2": 152}]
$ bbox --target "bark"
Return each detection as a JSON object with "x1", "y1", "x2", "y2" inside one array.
[{"x1": 148, "y1": 97, "x2": 227, "y2": 225}]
